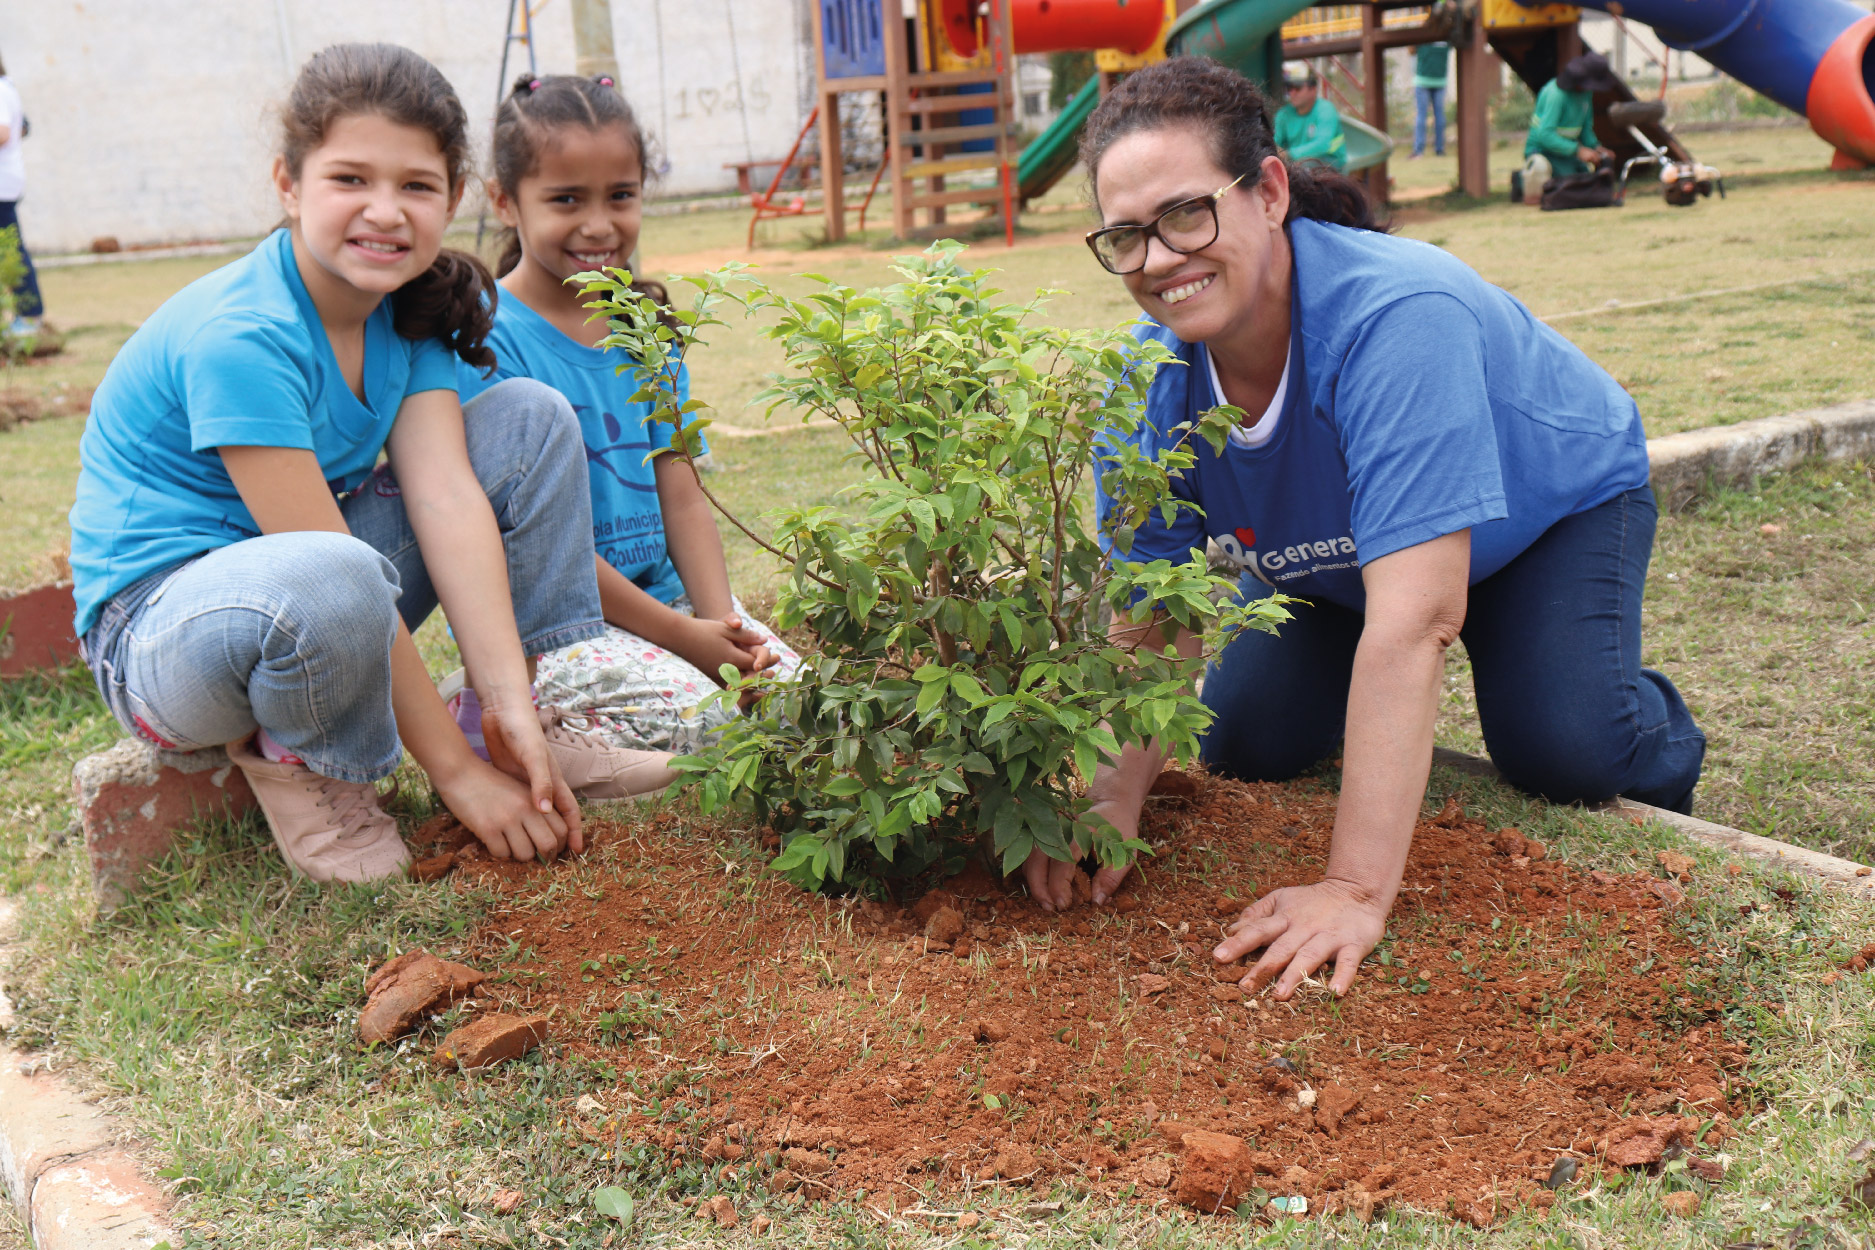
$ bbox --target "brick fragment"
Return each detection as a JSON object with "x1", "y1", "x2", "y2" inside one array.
[
  {"x1": 434, "y1": 1013, "x2": 549, "y2": 1071},
  {"x1": 358, "y1": 951, "x2": 485, "y2": 1045},
  {"x1": 72, "y1": 738, "x2": 257, "y2": 907},
  {"x1": 0, "y1": 582, "x2": 80, "y2": 678}
]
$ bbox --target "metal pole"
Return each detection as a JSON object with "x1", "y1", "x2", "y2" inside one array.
[{"x1": 572, "y1": 0, "x2": 620, "y2": 80}]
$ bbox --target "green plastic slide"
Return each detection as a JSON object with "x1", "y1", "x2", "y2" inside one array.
[{"x1": 1017, "y1": 77, "x2": 1099, "y2": 204}]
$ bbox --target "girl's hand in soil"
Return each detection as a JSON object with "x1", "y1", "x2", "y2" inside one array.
[
  {"x1": 1214, "y1": 879, "x2": 1388, "y2": 1000},
  {"x1": 1019, "y1": 799, "x2": 1136, "y2": 911},
  {"x1": 478, "y1": 702, "x2": 583, "y2": 857},
  {"x1": 434, "y1": 753, "x2": 577, "y2": 862}
]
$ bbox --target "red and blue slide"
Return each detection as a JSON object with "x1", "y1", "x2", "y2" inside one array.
[{"x1": 1551, "y1": 0, "x2": 1875, "y2": 169}]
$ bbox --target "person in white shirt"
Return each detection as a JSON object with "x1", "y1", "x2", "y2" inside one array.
[{"x1": 0, "y1": 49, "x2": 44, "y2": 335}]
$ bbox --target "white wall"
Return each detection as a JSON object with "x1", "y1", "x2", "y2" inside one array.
[{"x1": 0, "y1": 0, "x2": 815, "y2": 254}]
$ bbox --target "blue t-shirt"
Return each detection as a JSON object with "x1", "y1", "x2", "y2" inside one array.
[
  {"x1": 70, "y1": 228, "x2": 459, "y2": 635},
  {"x1": 1095, "y1": 218, "x2": 1650, "y2": 611},
  {"x1": 458, "y1": 293, "x2": 702, "y2": 605}
]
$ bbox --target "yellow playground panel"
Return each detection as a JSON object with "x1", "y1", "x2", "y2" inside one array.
[
  {"x1": 1481, "y1": 0, "x2": 1581, "y2": 29},
  {"x1": 1280, "y1": 4, "x2": 1436, "y2": 40},
  {"x1": 1096, "y1": 0, "x2": 1179, "y2": 73}
]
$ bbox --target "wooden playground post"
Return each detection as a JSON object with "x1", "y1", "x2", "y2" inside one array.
[
  {"x1": 812, "y1": 1, "x2": 849, "y2": 243},
  {"x1": 1360, "y1": 3, "x2": 1390, "y2": 208},
  {"x1": 1456, "y1": 34, "x2": 1494, "y2": 196}
]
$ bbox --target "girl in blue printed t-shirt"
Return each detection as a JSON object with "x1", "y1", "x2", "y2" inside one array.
[
  {"x1": 69, "y1": 45, "x2": 674, "y2": 887},
  {"x1": 455, "y1": 74, "x2": 801, "y2": 756},
  {"x1": 1020, "y1": 57, "x2": 1704, "y2": 999}
]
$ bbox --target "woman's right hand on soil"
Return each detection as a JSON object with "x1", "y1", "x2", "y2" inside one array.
[
  {"x1": 432, "y1": 756, "x2": 576, "y2": 862},
  {"x1": 470, "y1": 701, "x2": 582, "y2": 858},
  {"x1": 1019, "y1": 799, "x2": 1137, "y2": 911},
  {"x1": 1214, "y1": 878, "x2": 1389, "y2": 1000}
]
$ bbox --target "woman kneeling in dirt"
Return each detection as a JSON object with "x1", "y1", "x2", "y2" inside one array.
[{"x1": 1022, "y1": 57, "x2": 1705, "y2": 999}]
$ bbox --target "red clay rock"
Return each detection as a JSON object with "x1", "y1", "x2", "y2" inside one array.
[
  {"x1": 1603, "y1": 1117, "x2": 1693, "y2": 1168},
  {"x1": 973, "y1": 1019, "x2": 1010, "y2": 1043},
  {"x1": 491, "y1": 1188, "x2": 524, "y2": 1214},
  {"x1": 1660, "y1": 1190, "x2": 1701, "y2": 1218},
  {"x1": 1315, "y1": 1082, "x2": 1362, "y2": 1137},
  {"x1": 1136, "y1": 973, "x2": 1170, "y2": 996},
  {"x1": 992, "y1": 1145, "x2": 1037, "y2": 1179},
  {"x1": 707, "y1": 1194, "x2": 738, "y2": 1227},
  {"x1": 359, "y1": 951, "x2": 485, "y2": 1044},
  {"x1": 1492, "y1": 830, "x2": 1528, "y2": 857},
  {"x1": 72, "y1": 737, "x2": 258, "y2": 907},
  {"x1": 0, "y1": 582, "x2": 80, "y2": 677},
  {"x1": 924, "y1": 905, "x2": 965, "y2": 946},
  {"x1": 1174, "y1": 1129, "x2": 1255, "y2": 1213},
  {"x1": 434, "y1": 1012, "x2": 549, "y2": 1071},
  {"x1": 781, "y1": 1147, "x2": 832, "y2": 1176},
  {"x1": 410, "y1": 852, "x2": 457, "y2": 882},
  {"x1": 911, "y1": 890, "x2": 957, "y2": 923}
]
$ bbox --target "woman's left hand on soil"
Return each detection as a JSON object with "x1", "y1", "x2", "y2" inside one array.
[{"x1": 1215, "y1": 878, "x2": 1388, "y2": 1000}]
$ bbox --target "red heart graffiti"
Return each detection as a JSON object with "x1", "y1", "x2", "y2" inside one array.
[{"x1": 1233, "y1": 526, "x2": 1256, "y2": 547}]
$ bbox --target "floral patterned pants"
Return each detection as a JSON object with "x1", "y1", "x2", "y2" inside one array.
[{"x1": 532, "y1": 596, "x2": 803, "y2": 754}]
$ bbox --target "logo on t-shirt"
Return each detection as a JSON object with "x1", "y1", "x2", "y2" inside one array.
[
  {"x1": 581, "y1": 406, "x2": 658, "y2": 494},
  {"x1": 1214, "y1": 524, "x2": 1357, "y2": 586}
]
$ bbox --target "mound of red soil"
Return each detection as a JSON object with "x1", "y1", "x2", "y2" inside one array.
[{"x1": 426, "y1": 773, "x2": 1750, "y2": 1223}]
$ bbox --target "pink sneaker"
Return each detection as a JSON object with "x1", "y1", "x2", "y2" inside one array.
[
  {"x1": 537, "y1": 707, "x2": 678, "y2": 800},
  {"x1": 227, "y1": 738, "x2": 411, "y2": 883}
]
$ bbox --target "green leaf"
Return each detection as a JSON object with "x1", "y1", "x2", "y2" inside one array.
[{"x1": 593, "y1": 1187, "x2": 635, "y2": 1221}]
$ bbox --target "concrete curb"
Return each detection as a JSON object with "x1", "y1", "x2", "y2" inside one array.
[
  {"x1": 1432, "y1": 747, "x2": 1875, "y2": 898},
  {"x1": 0, "y1": 902, "x2": 177, "y2": 1249},
  {"x1": 1647, "y1": 398, "x2": 1875, "y2": 511}
]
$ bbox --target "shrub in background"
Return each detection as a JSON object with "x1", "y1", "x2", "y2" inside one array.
[{"x1": 580, "y1": 244, "x2": 1290, "y2": 893}]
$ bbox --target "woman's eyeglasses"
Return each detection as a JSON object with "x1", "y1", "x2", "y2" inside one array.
[{"x1": 1085, "y1": 173, "x2": 1249, "y2": 275}]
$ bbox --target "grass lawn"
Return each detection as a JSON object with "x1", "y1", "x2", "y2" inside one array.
[{"x1": 3, "y1": 122, "x2": 1875, "y2": 1246}]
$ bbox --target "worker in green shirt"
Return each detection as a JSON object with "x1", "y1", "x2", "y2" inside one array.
[
  {"x1": 1518, "y1": 52, "x2": 1618, "y2": 198},
  {"x1": 1413, "y1": 41, "x2": 1450, "y2": 157},
  {"x1": 1274, "y1": 62, "x2": 1347, "y2": 172}
]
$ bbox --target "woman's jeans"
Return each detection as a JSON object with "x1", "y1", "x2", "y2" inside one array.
[
  {"x1": 1413, "y1": 85, "x2": 1447, "y2": 157},
  {"x1": 0, "y1": 200, "x2": 42, "y2": 318},
  {"x1": 1199, "y1": 487, "x2": 1706, "y2": 814},
  {"x1": 82, "y1": 379, "x2": 605, "y2": 783}
]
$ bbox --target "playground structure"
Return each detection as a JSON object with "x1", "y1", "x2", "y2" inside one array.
[
  {"x1": 809, "y1": 0, "x2": 1180, "y2": 244},
  {"x1": 798, "y1": 0, "x2": 1874, "y2": 243}
]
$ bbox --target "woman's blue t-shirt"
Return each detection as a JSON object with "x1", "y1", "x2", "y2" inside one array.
[
  {"x1": 69, "y1": 228, "x2": 459, "y2": 635},
  {"x1": 1095, "y1": 218, "x2": 1650, "y2": 611},
  {"x1": 457, "y1": 293, "x2": 702, "y2": 605}
]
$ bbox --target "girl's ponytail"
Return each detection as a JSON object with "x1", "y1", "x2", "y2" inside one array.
[{"x1": 394, "y1": 247, "x2": 498, "y2": 373}]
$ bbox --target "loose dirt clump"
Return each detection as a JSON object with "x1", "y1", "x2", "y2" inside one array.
[{"x1": 427, "y1": 772, "x2": 1753, "y2": 1223}]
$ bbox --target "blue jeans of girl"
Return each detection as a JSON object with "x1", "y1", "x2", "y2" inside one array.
[
  {"x1": 82, "y1": 378, "x2": 605, "y2": 784},
  {"x1": 1199, "y1": 486, "x2": 1705, "y2": 814}
]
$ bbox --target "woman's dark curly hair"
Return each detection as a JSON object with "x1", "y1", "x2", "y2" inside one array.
[
  {"x1": 1080, "y1": 56, "x2": 1385, "y2": 233},
  {"x1": 280, "y1": 43, "x2": 498, "y2": 371}
]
